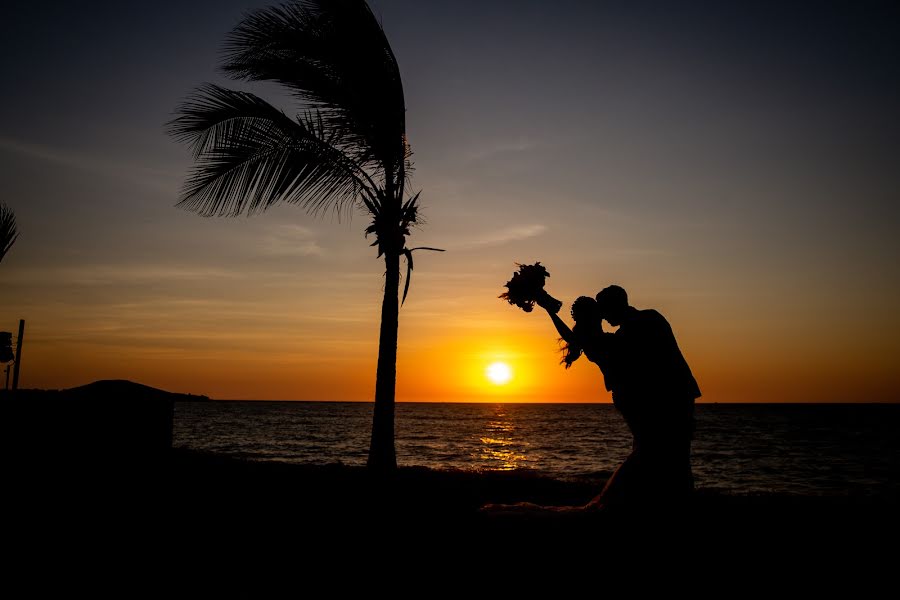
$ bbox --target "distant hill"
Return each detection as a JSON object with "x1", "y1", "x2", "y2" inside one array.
[
  {"x1": 2, "y1": 379, "x2": 210, "y2": 402},
  {"x1": 65, "y1": 379, "x2": 211, "y2": 402}
]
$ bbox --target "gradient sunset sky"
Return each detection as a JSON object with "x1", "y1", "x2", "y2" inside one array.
[{"x1": 2, "y1": 0, "x2": 898, "y2": 402}]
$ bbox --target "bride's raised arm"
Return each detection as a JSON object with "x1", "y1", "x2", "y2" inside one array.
[{"x1": 538, "y1": 296, "x2": 576, "y2": 345}]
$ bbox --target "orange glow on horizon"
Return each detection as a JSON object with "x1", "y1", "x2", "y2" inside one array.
[{"x1": 7, "y1": 262, "x2": 900, "y2": 404}]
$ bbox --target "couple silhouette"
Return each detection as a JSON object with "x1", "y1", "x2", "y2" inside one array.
[
  {"x1": 485, "y1": 284, "x2": 700, "y2": 516},
  {"x1": 541, "y1": 285, "x2": 701, "y2": 511}
]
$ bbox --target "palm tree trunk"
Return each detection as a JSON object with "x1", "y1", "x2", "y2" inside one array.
[{"x1": 367, "y1": 250, "x2": 400, "y2": 472}]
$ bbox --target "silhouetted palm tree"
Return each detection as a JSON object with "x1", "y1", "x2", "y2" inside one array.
[
  {"x1": 169, "y1": 0, "x2": 437, "y2": 471},
  {"x1": 0, "y1": 202, "x2": 18, "y2": 264}
]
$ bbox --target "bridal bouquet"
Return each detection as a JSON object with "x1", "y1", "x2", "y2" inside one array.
[{"x1": 500, "y1": 262, "x2": 562, "y2": 313}]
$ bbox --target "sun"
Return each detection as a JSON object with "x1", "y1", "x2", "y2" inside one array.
[{"x1": 486, "y1": 362, "x2": 513, "y2": 385}]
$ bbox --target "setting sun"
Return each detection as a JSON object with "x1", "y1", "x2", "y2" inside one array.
[{"x1": 486, "y1": 362, "x2": 513, "y2": 385}]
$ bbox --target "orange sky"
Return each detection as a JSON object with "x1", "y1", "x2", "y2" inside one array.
[{"x1": 5, "y1": 247, "x2": 899, "y2": 403}]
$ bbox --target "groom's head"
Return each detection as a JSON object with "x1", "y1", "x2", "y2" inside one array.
[{"x1": 595, "y1": 285, "x2": 629, "y2": 325}]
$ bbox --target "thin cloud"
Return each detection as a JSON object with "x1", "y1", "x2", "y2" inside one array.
[
  {"x1": 613, "y1": 247, "x2": 667, "y2": 257},
  {"x1": 0, "y1": 136, "x2": 177, "y2": 194},
  {"x1": 5, "y1": 264, "x2": 244, "y2": 286},
  {"x1": 466, "y1": 138, "x2": 538, "y2": 162},
  {"x1": 456, "y1": 224, "x2": 547, "y2": 249},
  {"x1": 259, "y1": 224, "x2": 324, "y2": 257}
]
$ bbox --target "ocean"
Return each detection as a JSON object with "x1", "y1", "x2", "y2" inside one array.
[{"x1": 173, "y1": 402, "x2": 900, "y2": 496}]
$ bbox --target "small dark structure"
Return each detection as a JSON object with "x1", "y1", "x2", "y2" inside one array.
[{"x1": 4, "y1": 380, "x2": 206, "y2": 469}]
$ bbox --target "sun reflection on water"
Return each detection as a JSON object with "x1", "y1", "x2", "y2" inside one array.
[{"x1": 476, "y1": 405, "x2": 529, "y2": 469}]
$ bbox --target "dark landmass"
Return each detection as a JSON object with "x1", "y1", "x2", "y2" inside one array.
[{"x1": 4, "y1": 379, "x2": 210, "y2": 401}]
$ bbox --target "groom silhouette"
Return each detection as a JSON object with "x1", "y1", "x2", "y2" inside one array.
[{"x1": 594, "y1": 285, "x2": 701, "y2": 503}]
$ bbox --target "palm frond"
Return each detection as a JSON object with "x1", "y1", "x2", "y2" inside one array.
[
  {"x1": 168, "y1": 84, "x2": 379, "y2": 217},
  {"x1": 221, "y1": 0, "x2": 408, "y2": 187},
  {"x1": 0, "y1": 202, "x2": 18, "y2": 263}
]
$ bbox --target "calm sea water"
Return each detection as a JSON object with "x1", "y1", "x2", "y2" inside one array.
[{"x1": 173, "y1": 402, "x2": 900, "y2": 496}]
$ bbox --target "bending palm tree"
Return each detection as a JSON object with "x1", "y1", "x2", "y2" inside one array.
[
  {"x1": 169, "y1": 0, "x2": 436, "y2": 471},
  {"x1": 0, "y1": 202, "x2": 18, "y2": 264}
]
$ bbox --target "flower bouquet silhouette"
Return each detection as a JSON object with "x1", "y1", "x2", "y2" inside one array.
[{"x1": 499, "y1": 262, "x2": 562, "y2": 314}]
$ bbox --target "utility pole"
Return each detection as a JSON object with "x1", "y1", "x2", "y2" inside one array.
[{"x1": 12, "y1": 319, "x2": 24, "y2": 391}]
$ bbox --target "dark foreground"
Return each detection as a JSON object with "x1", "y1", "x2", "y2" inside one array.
[
  {"x1": 9, "y1": 449, "x2": 899, "y2": 550},
  {"x1": 4, "y1": 382, "x2": 898, "y2": 569}
]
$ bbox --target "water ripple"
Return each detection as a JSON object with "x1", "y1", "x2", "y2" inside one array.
[{"x1": 173, "y1": 402, "x2": 900, "y2": 496}]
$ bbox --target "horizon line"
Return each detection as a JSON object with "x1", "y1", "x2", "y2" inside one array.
[{"x1": 188, "y1": 398, "x2": 900, "y2": 405}]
